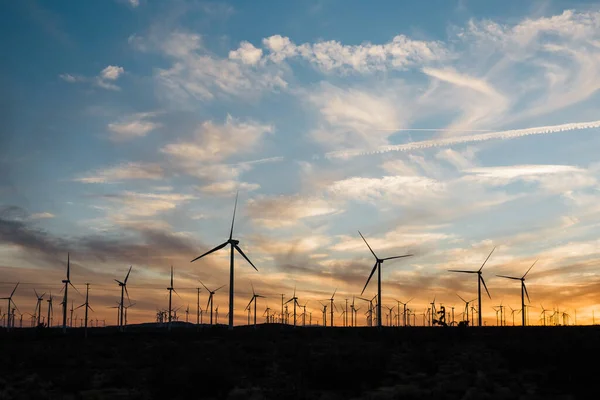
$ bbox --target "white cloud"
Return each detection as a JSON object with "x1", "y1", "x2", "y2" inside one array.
[
  {"x1": 101, "y1": 191, "x2": 196, "y2": 218},
  {"x1": 198, "y1": 180, "x2": 260, "y2": 196},
  {"x1": 229, "y1": 41, "x2": 263, "y2": 65},
  {"x1": 100, "y1": 65, "x2": 125, "y2": 80},
  {"x1": 128, "y1": 0, "x2": 140, "y2": 7},
  {"x1": 107, "y1": 112, "x2": 162, "y2": 141},
  {"x1": 247, "y1": 195, "x2": 341, "y2": 228},
  {"x1": 257, "y1": 34, "x2": 449, "y2": 73},
  {"x1": 74, "y1": 162, "x2": 164, "y2": 184},
  {"x1": 59, "y1": 73, "x2": 84, "y2": 83}
]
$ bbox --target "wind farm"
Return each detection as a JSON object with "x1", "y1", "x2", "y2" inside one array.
[{"x1": 4, "y1": 1, "x2": 600, "y2": 398}]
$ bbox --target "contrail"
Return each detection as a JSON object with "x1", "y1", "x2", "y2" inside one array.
[{"x1": 322, "y1": 120, "x2": 600, "y2": 160}]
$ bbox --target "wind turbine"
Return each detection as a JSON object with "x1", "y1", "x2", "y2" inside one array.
[
  {"x1": 200, "y1": 280, "x2": 224, "y2": 325},
  {"x1": 60, "y1": 253, "x2": 79, "y2": 333},
  {"x1": 448, "y1": 247, "x2": 495, "y2": 327},
  {"x1": 285, "y1": 286, "x2": 300, "y2": 326},
  {"x1": 114, "y1": 266, "x2": 132, "y2": 330},
  {"x1": 33, "y1": 290, "x2": 45, "y2": 326},
  {"x1": 328, "y1": 289, "x2": 337, "y2": 327},
  {"x1": 497, "y1": 259, "x2": 537, "y2": 326},
  {"x1": 245, "y1": 283, "x2": 265, "y2": 328},
  {"x1": 75, "y1": 283, "x2": 93, "y2": 338},
  {"x1": 508, "y1": 305, "x2": 521, "y2": 326},
  {"x1": 457, "y1": 294, "x2": 476, "y2": 326},
  {"x1": 1, "y1": 283, "x2": 19, "y2": 329},
  {"x1": 46, "y1": 292, "x2": 54, "y2": 327},
  {"x1": 394, "y1": 298, "x2": 413, "y2": 327},
  {"x1": 358, "y1": 230, "x2": 413, "y2": 329},
  {"x1": 540, "y1": 304, "x2": 549, "y2": 326},
  {"x1": 166, "y1": 266, "x2": 180, "y2": 330},
  {"x1": 190, "y1": 192, "x2": 258, "y2": 330},
  {"x1": 320, "y1": 302, "x2": 328, "y2": 326}
]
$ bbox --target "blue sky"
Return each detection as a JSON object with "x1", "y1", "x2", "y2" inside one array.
[{"x1": 2, "y1": 0, "x2": 600, "y2": 326}]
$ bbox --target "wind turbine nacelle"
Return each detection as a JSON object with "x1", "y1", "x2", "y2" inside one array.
[{"x1": 230, "y1": 239, "x2": 240, "y2": 245}]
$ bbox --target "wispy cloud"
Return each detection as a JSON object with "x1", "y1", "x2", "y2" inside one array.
[
  {"x1": 74, "y1": 162, "x2": 164, "y2": 184},
  {"x1": 107, "y1": 112, "x2": 162, "y2": 141},
  {"x1": 59, "y1": 65, "x2": 127, "y2": 91}
]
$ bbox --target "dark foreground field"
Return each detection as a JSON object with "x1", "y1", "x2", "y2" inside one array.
[{"x1": 0, "y1": 324, "x2": 595, "y2": 399}]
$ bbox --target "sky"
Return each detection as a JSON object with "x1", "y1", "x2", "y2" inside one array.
[{"x1": 2, "y1": 0, "x2": 600, "y2": 327}]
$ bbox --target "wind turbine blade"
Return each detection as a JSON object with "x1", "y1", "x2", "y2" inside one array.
[
  {"x1": 125, "y1": 265, "x2": 132, "y2": 283},
  {"x1": 199, "y1": 280, "x2": 211, "y2": 292},
  {"x1": 496, "y1": 275, "x2": 520, "y2": 280},
  {"x1": 173, "y1": 288, "x2": 181, "y2": 299},
  {"x1": 229, "y1": 191, "x2": 239, "y2": 240},
  {"x1": 11, "y1": 301, "x2": 21, "y2": 315},
  {"x1": 479, "y1": 247, "x2": 496, "y2": 271},
  {"x1": 360, "y1": 261, "x2": 378, "y2": 295},
  {"x1": 358, "y1": 231, "x2": 378, "y2": 259},
  {"x1": 10, "y1": 283, "x2": 19, "y2": 298},
  {"x1": 457, "y1": 294, "x2": 467, "y2": 303},
  {"x1": 235, "y1": 245, "x2": 258, "y2": 271},
  {"x1": 406, "y1": 298, "x2": 414, "y2": 304},
  {"x1": 382, "y1": 254, "x2": 413, "y2": 261},
  {"x1": 75, "y1": 303, "x2": 85, "y2": 310},
  {"x1": 523, "y1": 259, "x2": 537, "y2": 279},
  {"x1": 251, "y1": 282, "x2": 256, "y2": 297},
  {"x1": 245, "y1": 297, "x2": 254, "y2": 311},
  {"x1": 191, "y1": 242, "x2": 228, "y2": 263},
  {"x1": 480, "y1": 276, "x2": 491, "y2": 299},
  {"x1": 69, "y1": 282, "x2": 81, "y2": 295},
  {"x1": 88, "y1": 305, "x2": 94, "y2": 312},
  {"x1": 284, "y1": 298, "x2": 293, "y2": 305},
  {"x1": 523, "y1": 283, "x2": 531, "y2": 303},
  {"x1": 124, "y1": 286, "x2": 130, "y2": 304},
  {"x1": 215, "y1": 285, "x2": 226, "y2": 292},
  {"x1": 448, "y1": 270, "x2": 477, "y2": 273},
  {"x1": 67, "y1": 253, "x2": 70, "y2": 280},
  {"x1": 206, "y1": 294, "x2": 212, "y2": 310},
  {"x1": 332, "y1": 288, "x2": 337, "y2": 299},
  {"x1": 114, "y1": 279, "x2": 123, "y2": 285},
  {"x1": 170, "y1": 266, "x2": 174, "y2": 287}
]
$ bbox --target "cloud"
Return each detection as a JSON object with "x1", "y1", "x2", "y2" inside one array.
[
  {"x1": 28, "y1": 212, "x2": 55, "y2": 220},
  {"x1": 198, "y1": 180, "x2": 260, "y2": 196},
  {"x1": 128, "y1": 0, "x2": 140, "y2": 7},
  {"x1": 59, "y1": 65, "x2": 126, "y2": 91},
  {"x1": 100, "y1": 65, "x2": 125, "y2": 80},
  {"x1": 258, "y1": 34, "x2": 449, "y2": 73},
  {"x1": 247, "y1": 195, "x2": 341, "y2": 228},
  {"x1": 74, "y1": 162, "x2": 164, "y2": 184},
  {"x1": 229, "y1": 41, "x2": 263, "y2": 65},
  {"x1": 97, "y1": 191, "x2": 196, "y2": 218},
  {"x1": 107, "y1": 112, "x2": 162, "y2": 141},
  {"x1": 307, "y1": 82, "x2": 409, "y2": 149}
]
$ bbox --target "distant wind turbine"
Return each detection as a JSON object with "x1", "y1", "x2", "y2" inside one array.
[
  {"x1": 448, "y1": 247, "x2": 495, "y2": 327},
  {"x1": 497, "y1": 259, "x2": 537, "y2": 326},
  {"x1": 200, "y1": 280, "x2": 225, "y2": 325},
  {"x1": 358, "y1": 230, "x2": 413, "y2": 329},
  {"x1": 245, "y1": 283, "x2": 265, "y2": 328},
  {"x1": 1, "y1": 283, "x2": 19, "y2": 330},
  {"x1": 60, "y1": 253, "x2": 79, "y2": 334},
  {"x1": 114, "y1": 266, "x2": 132, "y2": 330},
  {"x1": 190, "y1": 192, "x2": 258, "y2": 330},
  {"x1": 75, "y1": 283, "x2": 94, "y2": 338}
]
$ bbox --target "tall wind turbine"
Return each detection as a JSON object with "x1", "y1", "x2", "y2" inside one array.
[
  {"x1": 61, "y1": 253, "x2": 79, "y2": 333},
  {"x1": 46, "y1": 292, "x2": 54, "y2": 327},
  {"x1": 200, "y1": 280, "x2": 224, "y2": 325},
  {"x1": 1, "y1": 283, "x2": 19, "y2": 329},
  {"x1": 190, "y1": 192, "x2": 258, "y2": 330},
  {"x1": 358, "y1": 231, "x2": 413, "y2": 329},
  {"x1": 497, "y1": 259, "x2": 537, "y2": 326},
  {"x1": 115, "y1": 266, "x2": 132, "y2": 330},
  {"x1": 75, "y1": 283, "x2": 93, "y2": 338},
  {"x1": 285, "y1": 286, "x2": 300, "y2": 326},
  {"x1": 166, "y1": 266, "x2": 180, "y2": 330},
  {"x1": 448, "y1": 247, "x2": 495, "y2": 327},
  {"x1": 328, "y1": 289, "x2": 337, "y2": 327}
]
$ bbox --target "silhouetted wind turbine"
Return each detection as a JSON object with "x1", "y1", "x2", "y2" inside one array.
[
  {"x1": 448, "y1": 247, "x2": 495, "y2": 327},
  {"x1": 115, "y1": 266, "x2": 132, "y2": 331},
  {"x1": 358, "y1": 230, "x2": 413, "y2": 329},
  {"x1": 33, "y1": 290, "x2": 45, "y2": 326},
  {"x1": 497, "y1": 259, "x2": 537, "y2": 327},
  {"x1": 457, "y1": 294, "x2": 476, "y2": 326},
  {"x1": 285, "y1": 286, "x2": 300, "y2": 326},
  {"x1": 60, "y1": 253, "x2": 79, "y2": 333},
  {"x1": 46, "y1": 292, "x2": 54, "y2": 327},
  {"x1": 245, "y1": 283, "x2": 265, "y2": 328},
  {"x1": 200, "y1": 280, "x2": 224, "y2": 325},
  {"x1": 190, "y1": 192, "x2": 258, "y2": 330},
  {"x1": 75, "y1": 283, "x2": 93, "y2": 338},
  {"x1": 394, "y1": 298, "x2": 413, "y2": 327},
  {"x1": 1, "y1": 283, "x2": 19, "y2": 329},
  {"x1": 167, "y1": 266, "x2": 180, "y2": 330}
]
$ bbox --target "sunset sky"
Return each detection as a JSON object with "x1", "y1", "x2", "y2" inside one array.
[{"x1": 2, "y1": 0, "x2": 600, "y2": 327}]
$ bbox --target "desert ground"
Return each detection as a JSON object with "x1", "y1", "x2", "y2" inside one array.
[{"x1": 0, "y1": 324, "x2": 593, "y2": 399}]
